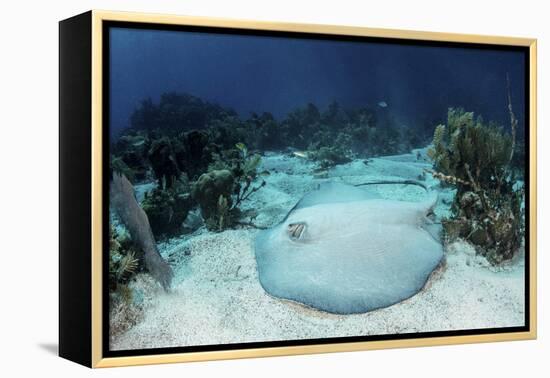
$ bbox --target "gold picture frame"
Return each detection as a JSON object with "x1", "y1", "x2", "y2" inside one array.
[{"x1": 59, "y1": 10, "x2": 537, "y2": 368}]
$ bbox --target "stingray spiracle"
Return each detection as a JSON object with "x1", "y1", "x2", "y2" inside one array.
[{"x1": 287, "y1": 222, "x2": 306, "y2": 240}]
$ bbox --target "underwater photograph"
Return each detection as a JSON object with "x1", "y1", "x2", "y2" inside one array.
[{"x1": 106, "y1": 24, "x2": 528, "y2": 352}]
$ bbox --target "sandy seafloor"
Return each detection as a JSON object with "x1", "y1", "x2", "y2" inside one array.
[{"x1": 110, "y1": 148, "x2": 525, "y2": 350}]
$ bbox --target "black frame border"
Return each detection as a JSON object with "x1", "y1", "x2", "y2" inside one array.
[{"x1": 59, "y1": 11, "x2": 93, "y2": 367}]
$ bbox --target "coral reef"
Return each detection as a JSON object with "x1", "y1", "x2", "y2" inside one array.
[
  {"x1": 211, "y1": 144, "x2": 266, "y2": 205},
  {"x1": 110, "y1": 155, "x2": 135, "y2": 183},
  {"x1": 141, "y1": 177, "x2": 193, "y2": 238},
  {"x1": 279, "y1": 103, "x2": 322, "y2": 149},
  {"x1": 112, "y1": 132, "x2": 151, "y2": 182},
  {"x1": 245, "y1": 112, "x2": 282, "y2": 150},
  {"x1": 284, "y1": 102, "x2": 416, "y2": 164},
  {"x1": 175, "y1": 130, "x2": 216, "y2": 180},
  {"x1": 185, "y1": 141, "x2": 265, "y2": 232},
  {"x1": 191, "y1": 169, "x2": 236, "y2": 231},
  {"x1": 123, "y1": 93, "x2": 423, "y2": 174},
  {"x1": 427, "y1": 108, "x2": 523, "y2": 264},
  {"x1": 111, "y1": 92, "x2": 456, "y2": 241},
  {"x1": 109, "y1": 224, "x2": 140, "y2": 290},
  {"x1": 109, "y1": 284, "x2": 141, "y2": 340},
  {"x1": 108, "y1": 224, "x2": 146, "y2": 340},
  {"x1": 147, "y1": 137, "x2": 180, "y2": 188},
  {"x1": 110, "y1": 92, "x2": 431, "y2": 238},
  {"x1": 130, "y1": 93, "x2": 236, "y2": 133},
  {"x1": 109, "y1": 273, "x2": 159, "y2": 342},
  {"x1": 308, "y1": 137, "x2": 354, "y2": 169},
  {"x1": 232, "y1": 152, "x2": 266, "y2": 211}
]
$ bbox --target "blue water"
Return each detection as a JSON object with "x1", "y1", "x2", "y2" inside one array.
[{"x1": 109, "y1": 26, "x2": 526, "y2": 139}]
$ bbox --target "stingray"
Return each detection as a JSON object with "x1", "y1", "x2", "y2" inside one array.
[{"x1": 254, "y1": 182, "x2": 443, "y2": 314}]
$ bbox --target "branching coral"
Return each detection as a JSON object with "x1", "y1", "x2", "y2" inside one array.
[
  {"x1": 192, "y1": 143, "x2": 266, "y2": 231},
  {"x1": 427, "y1": 107, "x2": 523, "y2": 264},
  {"x1": 191, "y1": 169, "x2": 236, "y2": 231},
  {"x1": 232, "y1": 151, "x2": 266, "y2": 209}
]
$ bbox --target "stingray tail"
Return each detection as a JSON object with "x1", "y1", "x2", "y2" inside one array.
[
  {"x1": 353, "y1": 179, "x2": 441, "y2": 241},
  {"x1": 354, "y1": 179, "x2": 438, "y2": 214},
  {"x1": 354, "y1": 179, "x2": 428, "y2": 192}
]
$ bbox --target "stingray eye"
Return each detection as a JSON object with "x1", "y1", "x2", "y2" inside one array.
[{"x1": 287, "y1": 222, "x2": 306, "y2": 240}]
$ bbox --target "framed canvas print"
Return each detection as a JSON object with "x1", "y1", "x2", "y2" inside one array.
[{"x1": 59, "y1": 10, "x2": 537, "y2": 368}]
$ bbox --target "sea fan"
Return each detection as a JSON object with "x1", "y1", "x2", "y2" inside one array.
[{"x1": 110, "y1": 172, "x2": 174, "y2": 289}]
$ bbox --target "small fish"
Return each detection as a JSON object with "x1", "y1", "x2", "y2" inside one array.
[
  {"x1": 377, "y1": 101, "x2": 388, "y2": 108},
  {"x1": 293, "y1": 151, "x2": 308, "y2": 159},
  {"x1": 132, "y1": 140, "x2": 145, "y2": 147}
]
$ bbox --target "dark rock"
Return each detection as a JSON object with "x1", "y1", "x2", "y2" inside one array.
[
  {"x1": 141, "y1": 179, "x2": 193, "y2": 238},
  {"x1": 148, "y1": 137, "x2": 180, "y2": 188}
]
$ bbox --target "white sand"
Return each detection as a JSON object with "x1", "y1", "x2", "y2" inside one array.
[{"x1": 110, "y1": 150, "x2": 525, "y2": 350}]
